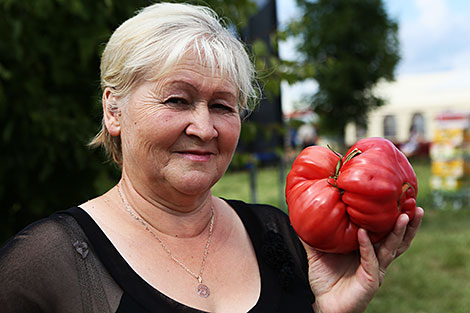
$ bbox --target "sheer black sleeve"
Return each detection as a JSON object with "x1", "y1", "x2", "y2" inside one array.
[{"x1": 0, "y1": 213, "x2": 121, "y2": 313}]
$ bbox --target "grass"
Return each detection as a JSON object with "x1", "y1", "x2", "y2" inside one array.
[
  {"x1": 367, "y1": 208, "x2": 470, "y2": 313},
  {"x1": 212, "y1": 166, "x2": 287, "y2": 210},
  {"x1": 212, "y1": 157, "x2": 470, "y2": 313}
]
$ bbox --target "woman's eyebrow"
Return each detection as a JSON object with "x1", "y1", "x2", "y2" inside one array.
[
  {"x1": 163, "y1": 80, "x2": 237, "y2": 99},
  {"x1": 164, "y1": 80, "x2": 197, "y2": 91},
  {"x1": 213, "y1": 91, "x2": 238, "y2": 102}
]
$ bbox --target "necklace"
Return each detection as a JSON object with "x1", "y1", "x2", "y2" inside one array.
[{"x1": 117, "y1": 183, "x2": 214, "y2": 298}]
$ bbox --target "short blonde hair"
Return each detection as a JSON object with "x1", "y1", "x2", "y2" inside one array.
[{"x1": 90, "y1": 2, "x2": 258, "y2": 165}]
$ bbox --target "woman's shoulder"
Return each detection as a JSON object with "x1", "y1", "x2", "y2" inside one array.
[
  {"x1": 0, "y1": 209, "x2": 91, "y2": 311},
  {"x1": 0, "y1": 208, "x2": 97, "y2": 289},
  {"x1": 2, "y1": 210, "x2": 80, "y2": 252},
  {"x1": 0, "y1": 210, "x2": 85, "y2": 270}
]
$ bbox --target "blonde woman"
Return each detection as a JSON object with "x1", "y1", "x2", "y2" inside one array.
[{"x1": 0, "y1": 3, "x2": 423, "y2": 312}]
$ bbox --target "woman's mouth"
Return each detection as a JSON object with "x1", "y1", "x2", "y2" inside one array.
[{"x1": 178, "y1": 150, "x2": 214, "y2": 162}]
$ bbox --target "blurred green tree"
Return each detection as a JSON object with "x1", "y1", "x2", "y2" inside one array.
[
  {"x1": 0, "y1": 0, "x2": 257, "y2": 244},
  {"x1": 288, "y1": 0, "x2": 400, "y2": 143}
]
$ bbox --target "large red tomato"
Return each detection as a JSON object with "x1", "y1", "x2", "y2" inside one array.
[{"x1": 285, "y1": 137, "x2": 418, "y2": 253}]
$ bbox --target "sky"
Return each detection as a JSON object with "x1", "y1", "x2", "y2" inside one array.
[
  {"x1": 385, "y1": 0, "x2": 470, "y2": 74},
  {"x1": 276, "y1": 0, "x2": 470, "y2": 112}
]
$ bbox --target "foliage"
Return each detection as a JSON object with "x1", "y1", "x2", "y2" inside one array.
[
  {"x1": 0, "y1": 0, "x2": 258, "y2": 244},
  {"x1": 288, "y1": 0, "x2": 400, "y2": 139}
]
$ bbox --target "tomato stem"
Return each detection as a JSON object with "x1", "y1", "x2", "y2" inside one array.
[
  {"x1": 397, "y1": 182, "x2": 416, "y2": 209},
  {"x1": 327, "y1": 146, "x2": 362, "y2": 195},
  {"x1": 343, "y1": 148, "x2": 362, "y2": 164},
  {"x1": 327, "y1": 179, "x2": 344, "y2": 195},
  {"x1": 332, "y1": 147, "x2": 362, "y2": 179},
  {"x1": 327, "y1": 144, "x2": 343, "y2": 159}
]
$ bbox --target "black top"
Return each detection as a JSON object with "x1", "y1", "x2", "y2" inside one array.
[{"x1": 0, "y1": 199, "x2": 314, "y2": 312}]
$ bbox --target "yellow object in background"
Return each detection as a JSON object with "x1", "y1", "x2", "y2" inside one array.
[
  {"x1": 431, "y1": 159, "x2": 470, "y2": 177},
  {"x1": 433, "y1": 128, "x2": 470, "y2": 145},
  {"x1": 431, "y1": 112, "x2": 470, "y2": 193}
]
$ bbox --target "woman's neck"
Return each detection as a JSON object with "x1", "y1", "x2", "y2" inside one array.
[{"x1": 115, "y1": 177, "x2": 214, "y2": 239}]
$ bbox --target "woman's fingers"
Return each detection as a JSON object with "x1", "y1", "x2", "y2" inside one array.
[
  {"x1": 397, "y1": 207, "x2": 424, "y2": 257},
  {"x1": 376, "y1": 213, "x2": 409, "y2": 273},
  {"x1": 357, "y1": 207, "x2": 424, "y2": 288},
  {"x1": 358, "y1": 228, "x2": 379, "y2": 282}
]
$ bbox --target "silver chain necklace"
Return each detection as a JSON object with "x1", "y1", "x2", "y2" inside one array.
[{"x1": 117, "y1": 183, "x2": 214, "y2": 298}]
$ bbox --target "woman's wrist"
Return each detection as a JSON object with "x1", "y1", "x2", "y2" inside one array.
[{"x1": 313, "y1": 296, "x2": 368, "y2": 313}]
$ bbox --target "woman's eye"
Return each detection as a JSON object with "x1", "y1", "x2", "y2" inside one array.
[
  {"x1": 164, "y1": 97, "x2": 187, "y2": 106},
  {"x1": 212, "y1": 103, "x2": 235, "y2": 112}
]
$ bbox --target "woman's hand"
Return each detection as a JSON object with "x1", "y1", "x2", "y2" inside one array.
[{"x1": 303, "y1": 207, "x2": 424, "y2": 313}]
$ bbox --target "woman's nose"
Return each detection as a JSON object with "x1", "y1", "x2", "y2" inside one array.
[{"x1": 185, "y1": 105, "x2": 218, "y2": 141}]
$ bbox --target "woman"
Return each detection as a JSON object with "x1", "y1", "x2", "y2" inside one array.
[{"x1": 0, "y1": 3, "x2": 423, "y2": 312}]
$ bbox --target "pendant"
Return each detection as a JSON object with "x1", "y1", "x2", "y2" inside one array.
[{"x1": 196, "y1": 283, "x2": 210, "y2": 298}]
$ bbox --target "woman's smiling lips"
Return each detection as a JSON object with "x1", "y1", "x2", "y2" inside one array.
[{"x1": 176, "y1": 149, "x2": 215, "y2": 162}]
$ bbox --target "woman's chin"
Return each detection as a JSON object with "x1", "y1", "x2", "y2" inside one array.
[{"x1": 171, "y1": 173, "x2": 218, "y2": 196}]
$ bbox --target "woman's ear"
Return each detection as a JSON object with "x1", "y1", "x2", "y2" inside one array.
[{"x1": 103, "y1": 87, "x2": 121, "y2": 137}]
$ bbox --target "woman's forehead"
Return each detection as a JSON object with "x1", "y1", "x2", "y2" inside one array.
[
  {"x1": 154, "y1": 74, "x2": 238, "y2": 100},
  {"x1": 154, "y1": 47, "x2": 237, "y2": 79},
  {"x1": 153, "y1": 55, "x2": 237, "y2": 90}
]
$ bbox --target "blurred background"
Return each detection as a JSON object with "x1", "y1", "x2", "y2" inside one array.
[{"x1": 1, "y1": 0, "x2": 469, "y2": 312}]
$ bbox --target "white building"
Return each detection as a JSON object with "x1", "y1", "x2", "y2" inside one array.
[{"x1": 345, "y1": 69, "x2": 470, "y2": 146}]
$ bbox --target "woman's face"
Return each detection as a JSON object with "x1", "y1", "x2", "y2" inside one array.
[{"x1": 115, "y1": 54, "x2": 241, "y2": 199}]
